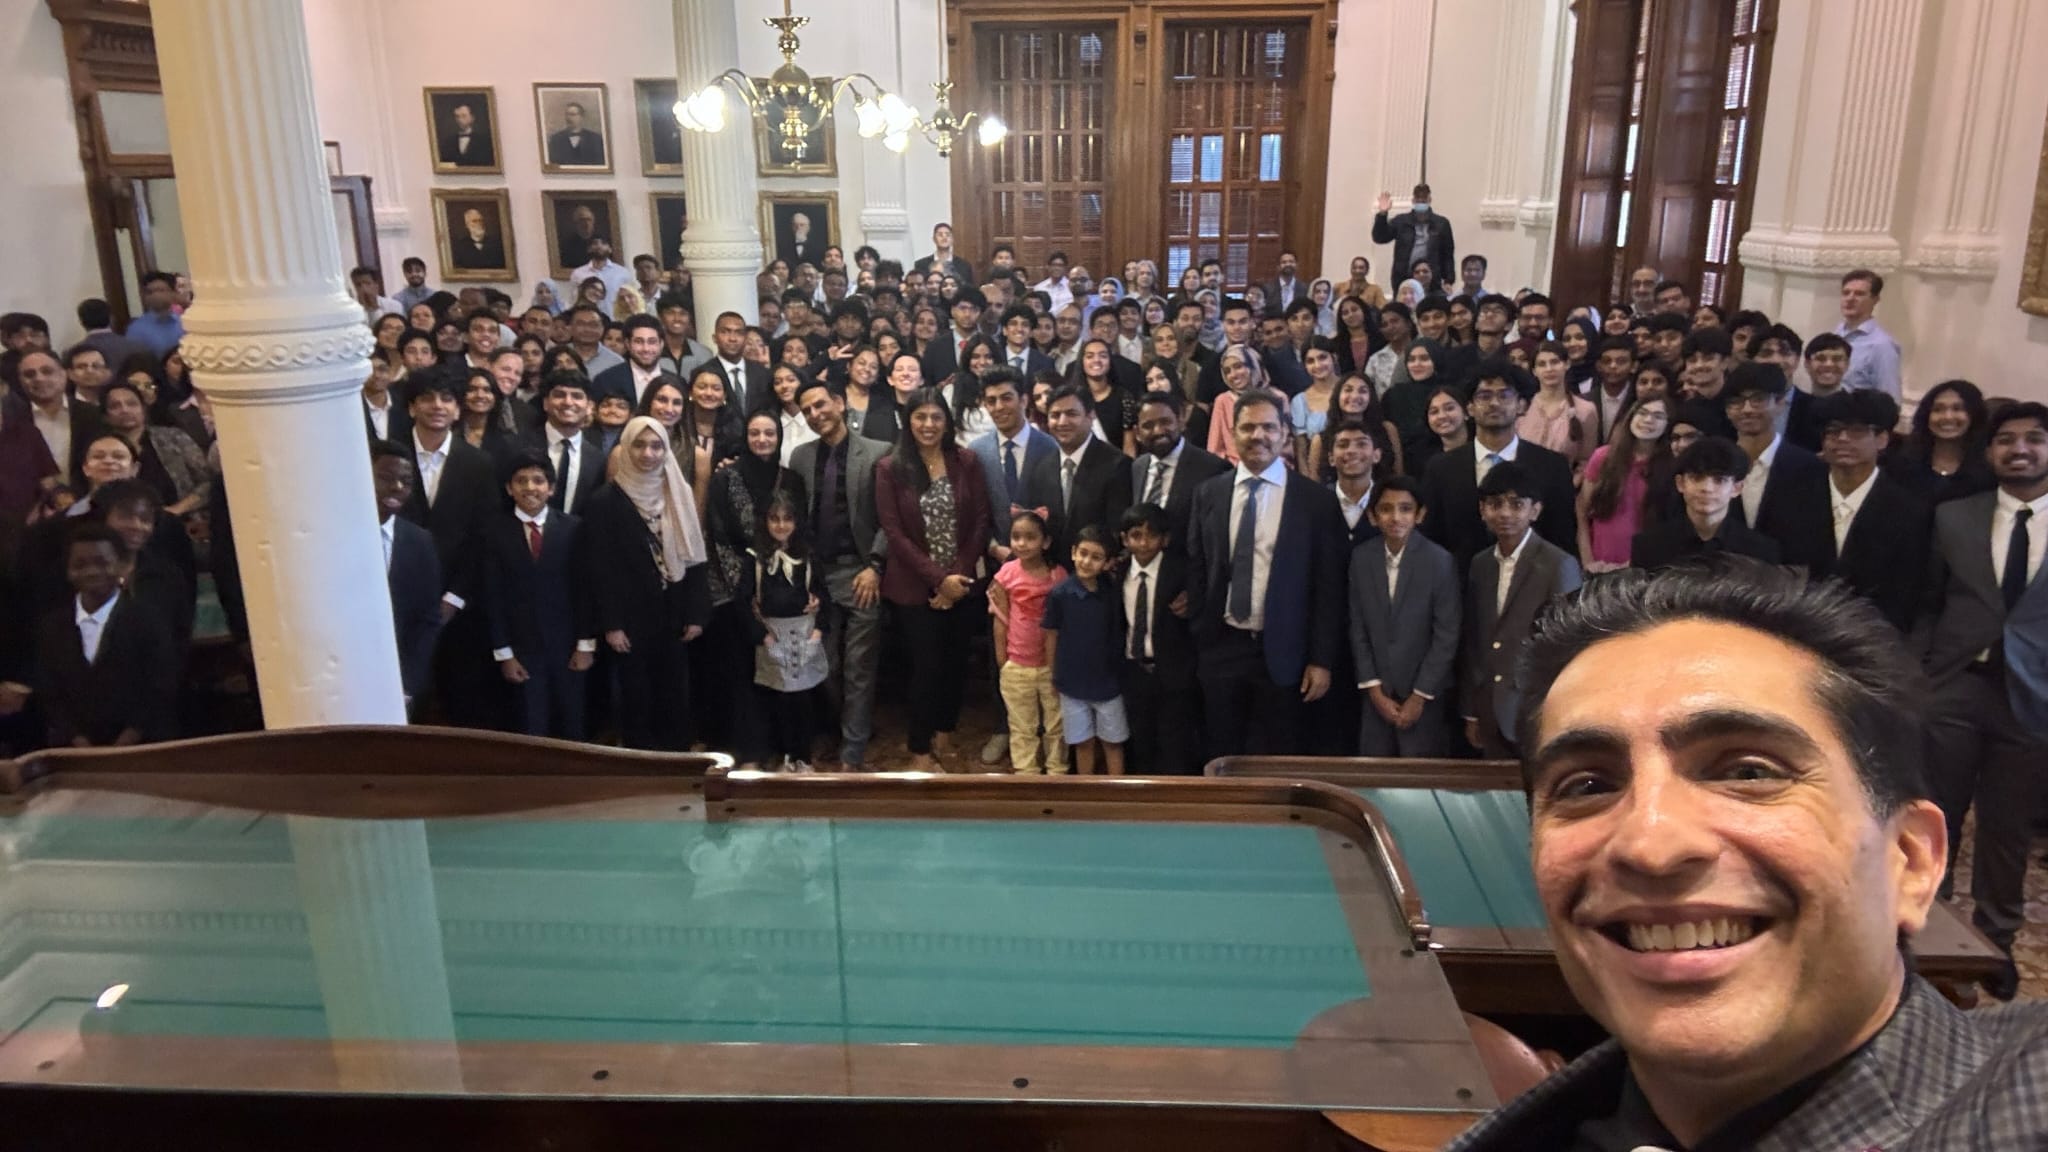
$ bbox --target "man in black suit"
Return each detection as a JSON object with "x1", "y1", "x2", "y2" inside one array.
[
  {"x1": 528, "y1": 371, "x2": 605, "y2": 517},
  {"x1": 1130, "y1": 391, "x2": 1229, "y2": 547},
  {"x1": 13, "y1": 348, "x2": 102, "y2": 492},
  {"x1": 438, "y1": 99, "x2": 496, "y2": 168},
  {"x1": 1370, "y1": 184, "x2": 1456, "y2": 292},
  {"x1": 1083, "y1": 307, "x2": 1149, "y2": 395},
  {"x1": 1024, "y1": 385, "x2": 1132, "y2": 557},
  {"x1": 1632, "y1": 437, "x2": 1783, "y2": 569},
  {"x1": 30, "y1": 522, "x2": 178, "y2": 747},
  {"x1": 910, "y1": 221, "x2": 975, "y2": 288},
  {"x1": 1113, "y1": 503, "x2": 1201, "y2": 775},
  {"x1": 1420, "y1": 362, "x2": 1577, "y2": 577},
  {"x1": 372, "y1": 442, "x2": 444, "y2": 713},
  {"x1": 545, "y1": 100, "x2": 606, "y2": 167},
  {"x1": 1810, "y1": 390, "x2": 1927, "y2": 632},
  {"x1": 1461, "y1": 462, "x2": 1582, "y2": 758},
  {"x1": 1725, "y1": 361, "x2": 1830, "y2": 571},
  {"x1": 1579, "y1": 336, "x2": 1638, "y2": 445},
  {"x1": 449, "y1": 206, "x2": 506, "y2": 271},
  {"x1": 1185, "y1": 388, "x2": 1346, "y2": 757},
  {"x1": 485, "y1": 454, "x2": 595, "y2": 740},
  {"x1": 921, "y1": 286, "x2": 987, "y2": 386},
  {"x1": 400, "y1": 367, "x2": 501, "y2": 726},
  {"x1": 1261, "y1": 249, "x2": 1305, "y2": 312},
  {"x1": 994, "y1": 305, "x2": 1055, "y2": 378},
  {"x1": 705, "y1": 311, "x2": 771, "y2": 414},
  {"x1": 592, "y1": 315, "x2": 667, "y2": 407}
]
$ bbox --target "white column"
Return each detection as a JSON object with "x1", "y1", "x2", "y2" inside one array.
[
  {"x1": 1738, "y1": 0, "x2": 1929, "y2": 325},
  {"x1": 1381, "y1": 0, "x2": 1435, "y2": 201},
  {"x1": 1904, "y1": 0, "x2": 2027, "y2": 281},
  {"x1": 1516, "y1": 0, "x2": 1574, "y2": 290},
  {"x1": 154, "y1": 0, "x2": 404, "y2": 730},
  {"x1": 1476, "y1": 0, "x2": 1537, "y2": 229},
  {"x1": 676, "y1": 0, "x2": 767, "y2": 325},
  {"x1": 856, "y1": 0, "x2": 914, "y2": 260}
]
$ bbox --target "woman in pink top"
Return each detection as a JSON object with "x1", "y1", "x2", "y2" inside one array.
[
  {"x1": 1206, "y1": 345, "x2": 1267, "y2": 464},
  {"x1": 1575, "y1": 396, "x2": 1672, "y2": 572},
  {"x1": 1518, "y1": 341, "x2": 1599, "y2": 482},
  {"x1": 989, "y1": 510, "x2": 1068, "y2": 774}
]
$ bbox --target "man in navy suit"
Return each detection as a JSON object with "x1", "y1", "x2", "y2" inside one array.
[
  {"x1": 1023, "y1": 385, "x2": 1132, "y2": 558},
  {"x1": 485, "y1": 454, "x2": 596, "y2": 740},
  {"x1": 993, "y1": 304, "x2": 1054, "y2": 380},
  {"x1": 371, "y1": 442, "x2": 444, "y2": 715},
  {"x1": 968, "y1": 368, "x2": 1058, "y2": 764},
  {"x1": 399, "y1": 367, "x2": 501, "y2": 727},
  {"x1": 1348, "y1": 478, "x2": 1459, "y2": 756},
  {"x1": 1129, "y1": 391, "x2": 1229, "y2": 548},
  {"x1": 1185, "y1": 388, "x2": 1347, "y2": 757}
]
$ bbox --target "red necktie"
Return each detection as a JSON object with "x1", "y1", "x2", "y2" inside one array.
[{"x1": 526, "y1": 521, "x2": 543, "y2": 560}]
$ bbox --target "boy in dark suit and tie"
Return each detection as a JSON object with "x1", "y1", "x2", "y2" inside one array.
[
  {"x1": 372, "y1": 442, "x2": 445, "y2": 715},
  {"x1": 1349, "y1": 478, "x2": 1460, "y2": 757},
  {"x1": 484, "y1": 454, "x2": 596, "y2": 740},
  {"x1": 402, "y1": 366, "x2": 502, "y2": 726},
  {"x1": 1113, "y1": 503, "x2": 1201, "y2": 775},
  {"x1": 1724, "y1": 361, "x2": 1830, "y2": 571},
  {"x1": 1811, "y1": 389, "x2": 1927, "y2": 632},
  {"x1": 1421, "y1": 363, "x2": 1578, "y2": 578},
  {"x1": 30, "y1": 522, "x2": 178, "y2": 747},
  {"x1": 1462, "y1": 462, "x2": 1582, "y2": 758},
  {"x1": 530, "y1": 371, "x2": 605, "y2": 517}
]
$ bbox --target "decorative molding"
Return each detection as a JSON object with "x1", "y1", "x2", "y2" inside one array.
[
  {"x1": 1515, "y1": 199, "x2": 1556, "y2": 230},
  {"x1": 373, "y1": 205, "x2": 412, "y2": 236},
  {"x1": 1477, "y1": 198, "x2": 1521, "y2": 226},
  {"x1": 859, "y1": 208, "x2": 912, "y2": 235},
  {"x1": 1738, "y1": 227, "x2": 1902, "y2": 276},
  {"x1": 1905, "y1": 234, "x2": 2002, "y2": 280},
  {"x1": 176, "y1": 324, "x2": 376, "y2": 401}
]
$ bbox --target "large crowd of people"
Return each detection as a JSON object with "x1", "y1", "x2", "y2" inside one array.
[{"x1": 0, "y1": 191, "x2": 2043, "y2": 996}]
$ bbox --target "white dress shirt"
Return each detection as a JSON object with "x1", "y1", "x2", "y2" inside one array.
[
  {"x1": 1003, "y1": 343, "x2": 1034, "y2": 374},
  {"x1": 629, "y1": 361, "x2": 661, "y2": 405},
  {"x1": 1495, "y1": 528, "x2": 1533, "y2": 616},
  {"x1": 780, "y1": 408, "x2": 819, "y2": 466},
  {"x1": 32, "y1": 398, "x2": 71, "y2": 478},
  {"x1": 715, "y1": 357, "x2": 750, "y2": 407},
  {"x1": 1829, "y1": 468, "x2": 1879, "y2": 555},
  {"x1": 364, "y1": 393, "x2": 393, "y2": 441},
  {"x1": 379, "y1": 516, "x2": 396, "y2": 572},
  {"x1": 1992, "y1": 487, "x2": 2048, "y2": 592},
  {"x1": 1034, "y1": 276, "x2": 1074, "y2": 314},
  {"x1": 1336, "y1": 479, "x2": 1374, "y2": 531},
  {"x1": 1227, "y1": 458, "x2": 1288, "y2": 632},
  {"x1": 547, "y1": 425, "x2": 583, "y2": 514},
  {"x1": 75, "y1": 591, "x2": 120, "y2": 665},
  {"x1": 1138, "y1": 440, "x2": 1184, "y2": 506},
  {"x1": 413, "y1": 430, "x2": 450, "y2": 507},
  {"x1": 1123, "y1": 551, "x2": 1163, "y2": 660},
  {"x1": 1475, "y1": 435, "x2": 1521, "y2": 487},
  {"x1": 1742, "y1": 434, "x2": 1782, "y2": 527}
]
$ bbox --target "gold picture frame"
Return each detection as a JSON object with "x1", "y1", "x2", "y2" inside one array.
[
  {"x1": 650, "y1": 192, "x2": 689, "y2": 272},
  {"x1": 541, "y1": 189, "x2": 622, "y2": 279},
  {"x1": 758, "y1": 192, "x2": 840, "y2": 272},
  {"x1": 2020, "y1": 113, "x2": 2048, "y2": 317},
  {"x1": 752, "y1": 77, "x2": 839, "y2": 177},
  {"x1": 431, "y1": 188, "x2": 517, "y2": 283},
  {"x1": 532, "y1": 82, "x2": 613, "y2": 175},
  {"x1": 634, "y1": 78, "x2": 684, "y2": 176},
  {"x1": 423, "y1": 87, "x2": 502, "y2": 175}
]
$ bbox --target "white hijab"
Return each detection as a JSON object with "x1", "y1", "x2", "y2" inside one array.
[{"x1": 610, "y1": 415, "x2": 707, "y2": 581}]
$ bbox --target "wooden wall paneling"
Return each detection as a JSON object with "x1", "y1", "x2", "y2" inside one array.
[
  {"x1": 1718, "y1": 0, "x2": 1777, "y2": 306},
  {"x1": 1630, "y1": 0, "x2": 1735, "y2": 298},
  {"x1": 1549, "y1": 0, "x2": 1640, "y2": 313}
]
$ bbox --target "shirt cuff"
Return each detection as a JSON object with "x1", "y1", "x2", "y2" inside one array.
[
  {"x1": 442, "y1": 592, "x2": 466, "y2": 610},
  {"x1": 1359, "y1": 679, "x2": 1382, "y2": 691},
  {"x1": 1413, "y1": 690, "x2": 1435, "y2": 701},
  {"x1": 576, "y1": 639, "x2": 597, "y2": 653},
  {"x1": 491, "y1": 647, "x2": 514, "y2": 662}
]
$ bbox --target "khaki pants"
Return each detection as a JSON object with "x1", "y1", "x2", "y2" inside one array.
[{"x1": 999, "y1": 662, "x2": 1067, "y2": 774}]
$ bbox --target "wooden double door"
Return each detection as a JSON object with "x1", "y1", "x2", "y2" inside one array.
[{"x1": 948, "y1": 1, "x2": 1337, "y2": 292}]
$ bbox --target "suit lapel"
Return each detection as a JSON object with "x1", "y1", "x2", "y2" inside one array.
[
  {"x1": 1961, "y1": 493, "x2": 2002, "y2": 600},
  {"x1": 1498, "y1": 543, "x2": 1545, "y2": 629}
]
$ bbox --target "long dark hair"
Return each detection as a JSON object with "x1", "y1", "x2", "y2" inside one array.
[
  {"x1": 1902, "y1": 378, "x2": 1989, "y2": 464},
  {"x1": 753, "y1": 488, "x2": 811, "y2": 561},
  {"x1": 1068, "y1": 337, "x2": 1116, "y2": 390},
  {"x1": 952, "y1": 332, "x2": 998, "y2": 428},
  {"x1": 1320, "y1": 373, "x2": 1394, "y2": 481},
  {"x1": 1586, "y1": 396, "x2": 1673, "y2": 525},
  {"x1": 680, "y1": 364, "x2": 744, "y2": 449},
  {"x1": 890, "y1": 386, "x2": 958, "y2": 493}
]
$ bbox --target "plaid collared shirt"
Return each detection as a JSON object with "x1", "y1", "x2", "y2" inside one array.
[{"x1": 1448, "y1": 975, "x2": 2048, "y2": 1151}]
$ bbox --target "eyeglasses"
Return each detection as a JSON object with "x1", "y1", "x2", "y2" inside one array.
[
  {"x1": 1469, "y1": 389, "x2": 1517, "y2": 405},
  {"x1": 1727, "y1": 393, "x2": 1777, "y2": 410}
]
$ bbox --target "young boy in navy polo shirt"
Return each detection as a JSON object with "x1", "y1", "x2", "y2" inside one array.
[{"x1": 1041, "y1": 524, "x2": 1127, "y2": 775}]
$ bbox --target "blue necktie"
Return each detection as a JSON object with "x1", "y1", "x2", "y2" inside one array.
[
  {"x1": 1229, "y1": 476, "x2": 1260, "y2": 625},
  {"x1": 1002, "y1": 439, "x2": 1020, "y2": 505}
]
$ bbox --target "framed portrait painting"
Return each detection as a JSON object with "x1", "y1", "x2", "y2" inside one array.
[
  {"x1": 542, "y1": 190, "x2": 622, "y2": 278},
  {"x1": 650, "y1": 193, "x2": 688, "y2": 272},
  {"x1": 423, "y1": 87, "x2": 501, "y2": 175},
  {"x1": 634, "y1": 78, "x2": 684, "y2": 176},
  {"x1": 533, "y1": 82, "x2": 612, "y2": 175},
  {"x1": 432, "y1": 188, "x2": 517, "y2": 282},
  {"x1": 758, "y1": 192, "x2": 839, "y2": 272},
  {"x1": 752, "y1": 77, "x2": 837, "y2": 177}
]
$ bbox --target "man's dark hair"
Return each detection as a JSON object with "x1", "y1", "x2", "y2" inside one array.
[
  {"x1": 621, "y1": 314, "x2": 662, "y2": 339},
  {"x1": 1379, "y1": 301, "x2": 1414, "y2": 326},
  {"x1": 1757, "y1": 323, "x2": 1804, "y2": 354},
  {"x1": 1119, "y1": 502, "x2": 1171, "y2": 536},
  {"x1": 93, "y1": 477, "x2": 162, "y2": 518},
  {"x1": 876, "y1": 259, "x2": 904, "y2": 281},
  {"x1": 63, "y1": 344, "x2": 105, "y2": 369},
  {"x1": 1803, "y1": 332, "x2": 1851, "y2": 360},
  {"x1": 829, "y1": 300, "x2": 869, "y2": 326},
  {"x1": 1232, "y1": 386, "x2": 1291, "y2": 430},
  {"x1": 824, "y1": 267, "x2": 849, "y2": 285},
  {"x1": 793, "y1": 374, "x2": 842, "y2": 405},
  {"x1": 990, "y1": 243, "x2": 1016, "y2": 261},
  {"x1": 1518, "y1": 292, "x2": 1554, "y2": 315},
  {"x1": 503, "y1": 452, "x2": 558, "y2": 487},
  {"x1": 466, "y1": 309, "x2": 500, "y2": 331},
  {"x1": 1, "y1": 313, "x2": 50, "y2": 339},
  {"x1": 1477, "y1": 460, "x2": 1538, "y2": 502},
  {"x1": 654, "y1": 291, "x2": 692, "y2": 316},
  {"x1": 993, "y1": 303, "x2": 1034, "y2": 332},
  {"x1": 780, "y1": 289, "x2": 813, "y2": 311},
  {"x1": 1673, "y1": 435, "x2": 1751, "y2": 479},
  {"x1": 1722, "y1": 361, "x2": 1789, "y2": 403},
  {"x1": 1653, "y1": 279, "x2": 1688, "y2": 298},
  {"x1": 1841, "y1": 268, "x2": 1885, "y2": 298},
  {"x1": 1220, "y1": 296, "x2": 1253, "y2": 319},
  {"x1": 1047, "y1": 382, "x2": 1096, "y2": 415},
  {"x1": 979, "y1": 366, "x2": 1023, "y2": 397},
  {"x1": 953, "y1": 286, "x2": 988, "y2": 312},
  {"x1": 67, "y1": 520, "x2": 131, "y2": 562},
  {"x1": 1199, "y1": 258, "x2": 1223, "y2": 274},
  {"x1": 350, "y1": 265, "x2": 381, "y2": 285},
  {"x1": 1811, "y1": 390, "x2": 1900, "y2": 437},
  {"x1": 1370, "y1": 475, "x2": 1425, "y2": 511},
  {"x1": 370, "y1": 439, "x2": 411, "y2": 465},
  {"x1": 1137, "y1": 386, "x2": 1185, "y2": 417},
  {"x1": 539, "y1": 369, "x2": 591, "y2": 402},
  {"x1": 1173, "y1": 297, "x2": 1205, "y2": 322},
  {"x1": 1668, "y1": 399, "x2": 1724, "y2": 436},
  {"x1": 1116, "y1": 297, "x2": 1144, "y2": 317},
  {"x1": 76, "y1": 299, "x2": 113, "y2": 331},
  {"x1": 1595, "y1": 336, "x2": 1637, "y2": 360},
  {"x1": 1474, "y1": 361, "x2": 1537, "y2": 403},
  {"x1": 141, "y1": 270, "x2": 178, "y2": 292},
  {"x1": 1414, "y1": 295, "x2": 1451, "y2": 319},
  {"x1": 1988, "y1": 400, "x2": 2048, "y2": 441},
  {"x1": 405, "y1": 365, "x2": 461, "y2": 406},
  {"x1": 1515, "y1": 558, "x2": 1931, "y2": 815},
  {"x1": 1476, "y1": 294, "x2": 1513, "y2": 317},
  {"x1": 1413, "y1": 183, "x2": 1432, "y2": 199},
  {"x1": 1284, "y1": 298, "x2": 1318, "y2": 322},
  {"x1": 402, "y1": 256, "x2": 427, "y2": 273},
  {"x1": 565, "y1": 303, "x2": 603, "y2": 324},
  {"x1": 1461, "y1": 255, "x2": 1489, "y2": 273},
  {"x1": 1681, "y1": 328, "x2": 1734, "y2": 359},
  {"x1": 1072, "y1": 523, "x2": 1116, "y2": 553}
]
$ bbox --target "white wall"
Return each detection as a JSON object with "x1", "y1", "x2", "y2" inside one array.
[{"x1": 0, "y1": 0, "x2": 105, "y2": 345}]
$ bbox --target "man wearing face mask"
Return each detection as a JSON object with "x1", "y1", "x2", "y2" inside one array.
[{"x1": 1371, "y1": 183, "x2": 1457, "y2": 295}]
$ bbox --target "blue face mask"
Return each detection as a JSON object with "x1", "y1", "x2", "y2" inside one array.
[{"x1": 1412, "y1": 202, "x2": 1431, "y2": 215}]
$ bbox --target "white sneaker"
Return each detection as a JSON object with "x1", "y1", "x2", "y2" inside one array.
[
  {"x1": 980, "y1": 734, "x2": 1009, "y2": 764},
  {"x1": 790, "y1": 759, "x2": 813, "y2": 774},
  {"x1": 779, "y1": 756, "x2": 796, "y2": 773}
]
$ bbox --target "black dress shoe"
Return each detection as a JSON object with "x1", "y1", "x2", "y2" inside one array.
[{"x1": 1986, "y1": 958, "x2": 2021, "y2": 1002}]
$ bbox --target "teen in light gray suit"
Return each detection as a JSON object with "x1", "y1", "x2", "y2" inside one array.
[
  {"x1": 1348, "y1": 478, "x2": 1460, "y2": 756},
  {"x1": 1463, "y1": 461, "x2": 1582, "y2": 759}
]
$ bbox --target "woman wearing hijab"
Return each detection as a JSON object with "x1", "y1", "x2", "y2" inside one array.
[
  {"x1": 1381, "y1": 338, "x2": 1445, "y2": 456},
  {"x1": 584, "y1": 415, "x2": 710, "y2": 751},
  {"x1": 700, "y1": 409, "x2": 806, "y2": 762},
  {"x1": 530, "y1": 282, "x2": 565, "y2": 317},
  {"x1": 1394, "y1": 278, "x2": 1426, "y2": 309},
  {"x1": 1309, "y1": 278, "x2": 1338, "y2": 338},
  {"x1": 1081, "y1": 276, "x2": 1124, "y2": 331},
  {"x1": 1194, "y1": 288, "x2": 1226, "y2": 352}
]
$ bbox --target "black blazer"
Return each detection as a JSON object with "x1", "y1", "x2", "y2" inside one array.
[
  {"x1": 398, "y1": 436, "x2": 500, "y2": 606},
  {"x1": 1185, "y1": 468, "x2": 1348, "y2": 686},
  {"x1": 1577, "y1": 379, "x2": 1637, "y2": 446},
  {"x1": 1420, "y1": 441, "x2": 1578, "y2": 578},
  {"x1": 1023, "y1": 439, "x2": 1132, "y2": 557},
  {"x1": 995, "y1": 346, "x2": 1055, "y2": 378},
  {"x1": 1814, "y1": 470, "x2": 1930, "y2": 633},
  {"x1": 705, "y1": 359, "x2": 773, "y2": 415},
  {"x1": 387, "y1": 516, "x2": 444, "y2": 703},
  {"x1": 580, "y1": 482, "x2": 710, "y2": 643},
  {"x1": 362, "y1": 396, "x2": 411, "y2": 447},
  {"x1": 1370, "y1": 210, "x2": 1457, "y2": 288},
  {"x1": 483, "y1": 511, "x2": 592, "y2": 665},
  {"x1": 1111, "y1": 550, "x2": 1196, "y2": 669},
  {"x1": 524, "y1": 427, "x2": 607, "y2": 516},
  {"x1": 1631, "y1": 515, "x2": 1783, "y2": 571},
  {"x1": 921, "y1": 329, "x2": 979, "y2": 386},
  {"x1": 1738, "y1": 440, "x2": 1831, "y2": 571},
  {"x1": 31, "y1": 592, "x2": 178, "y2": 746},
  {"x1": 1131, "y1": 441, "x2": 1231, "y2": 547}
]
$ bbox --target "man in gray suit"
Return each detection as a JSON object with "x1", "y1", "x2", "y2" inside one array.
[
  {"x1": 1349, "y1": 478, "x2": 1460, "y2": 756},
  {"x1": 1915, "y1": 400, "x2": 2048, "y2": 999},
  {"x1": 789, "y1": 378, "x2": 888, "y2": 769},
  {"x1": 1462, "y1": 462, "x2": 1582, "y2": 758}
]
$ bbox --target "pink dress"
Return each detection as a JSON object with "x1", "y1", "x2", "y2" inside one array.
[
  {"x1": 1208, "y1": 391, "x2": 1239, "y2": 463},
  {"x1": 1582, "y1": 445, "x2": 1646, "y2": 567},
  {"x1": 992, "y1": 560, "x2": 1066, "y2": 666}
]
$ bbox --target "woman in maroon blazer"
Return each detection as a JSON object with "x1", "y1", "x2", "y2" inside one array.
[{"x1": 873, "y1": 387, "x2": 992, "y2": 771}]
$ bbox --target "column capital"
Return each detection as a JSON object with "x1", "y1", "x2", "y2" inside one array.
[
  {"x1": 1737, "y1": 228, "x2": 1902, "y2": 277},
  {"x1": 860, "y1": 208, "x2": 913, "y2": 236}
]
